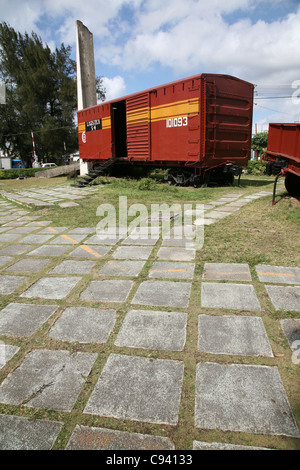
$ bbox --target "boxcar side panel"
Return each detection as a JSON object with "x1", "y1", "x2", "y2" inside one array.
[
  {"x1": 149, "y1": 76, "x2": 201, "y2": 164},
  {"x1": 203, "y1": 74, "x2": 253, "y2": 168},
  {"x1": 78, "y1": 103, "x2": 112, "y2": 161},
  {"x1": 265, "y1": 123, "x2": 300, "y2": 176}
]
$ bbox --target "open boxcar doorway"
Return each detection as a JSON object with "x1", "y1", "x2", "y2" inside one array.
[{"x1": 111, "y1": 100, "x2": 127, "y2": 159}]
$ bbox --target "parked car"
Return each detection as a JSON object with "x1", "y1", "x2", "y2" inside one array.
[{"x1": 42, "y1": 163, "x2": 57, "y2": 168}]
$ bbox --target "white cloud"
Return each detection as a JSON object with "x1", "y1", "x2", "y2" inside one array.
[
  {"x1": 110, "y1": 1, "x2": 300, "y2": 85},
  {"x1": 1, "y1": 0, "x2": 300, "y2": 95},
  {"x1": 102, "y1": 76, "x2": 126, "y2": 101}
]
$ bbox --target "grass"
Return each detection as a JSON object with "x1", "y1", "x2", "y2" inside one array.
[{"x1": 0, "y1": 173, "x2": 299, "y2": 450}]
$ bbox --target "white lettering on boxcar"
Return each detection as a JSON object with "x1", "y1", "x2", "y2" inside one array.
[{"x1": 166, "y1": 116, "x2": 188, "y2": 128}]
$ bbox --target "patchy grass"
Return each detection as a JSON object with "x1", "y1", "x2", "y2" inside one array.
[{"x1": 0, "y1": 174, "x2": 299, "y2": 450}]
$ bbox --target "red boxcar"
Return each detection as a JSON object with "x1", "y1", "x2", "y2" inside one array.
[
  {"x1": 264, "y1": 123, "x2": 300, "y2": 201},
  {"x1": 77, "y1": 73, "x2": 254, "y2": 186}
]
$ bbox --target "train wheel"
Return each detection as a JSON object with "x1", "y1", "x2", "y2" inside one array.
[{"x1": 285, "y1": 172, "x2": 300, "y2": 197}]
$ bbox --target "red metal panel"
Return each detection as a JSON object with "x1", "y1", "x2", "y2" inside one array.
[
  {"x1": 149, "y1": 77, "x2": 201, "y2": 163},
  {"x1": 267, "y1": 124, "x2": 300, "y2": 160},
  {"x1": 126, "y1": 93, "x2": 150, "y2": 160},
  {"x1": 266, "y1": 123, "x2": 300, "y2": 176},
  {"x1": 78, "y1": 103, "x2": 112, "y2": 161},
  {"x1": 203, "y1": 75, "x2": 254, "y2": 168}
]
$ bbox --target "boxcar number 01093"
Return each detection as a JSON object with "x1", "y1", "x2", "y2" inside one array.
[{"x1": 166, "y1": 116, "x2": 188, "y2": 128}]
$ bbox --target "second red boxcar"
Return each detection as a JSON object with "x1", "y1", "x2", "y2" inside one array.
[
  {"x1": 264, "y1": 123, "x2": 300, "y2": 201},
  {"x1": 77, "y1": 73, "x2": 254, "y2": 186}
]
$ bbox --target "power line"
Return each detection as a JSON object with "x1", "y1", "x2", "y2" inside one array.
[
  {"x1": 2, "y1": 125, "x2": 75, "y2": 138},
  {"x1": 254, "y1": 103, "x2": 296, "y2": 115}
]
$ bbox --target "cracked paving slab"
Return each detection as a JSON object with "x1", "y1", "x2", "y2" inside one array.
[{"x1": 0, "y1": 350, "x2": 97, "y2": 411}]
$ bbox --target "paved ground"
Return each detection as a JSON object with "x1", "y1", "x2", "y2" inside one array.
[{"x1": 0, "y1": 184, "x2": 299, "y2": 450}]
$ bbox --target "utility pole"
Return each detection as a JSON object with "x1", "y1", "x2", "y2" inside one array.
[{"x1": 31, "y1": 130, "x2": 39, "y2": 167}]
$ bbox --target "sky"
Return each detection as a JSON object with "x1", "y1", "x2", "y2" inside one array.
[{"x1": 1, "y1": 0, "x2": 300, "y2": 132}]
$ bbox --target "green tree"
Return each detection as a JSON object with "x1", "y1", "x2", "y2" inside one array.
[
  {"x1": 251, "y1": 131, "x2": 268, "y2": 160},
  {"x1": 0, "y1": 23, "x2": 77, "y2": 166},
  {"x1": 96, "y1": 76, "x2": 106, "y2": 102}
]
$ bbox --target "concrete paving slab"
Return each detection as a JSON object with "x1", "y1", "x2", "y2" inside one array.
[
  {"x1": 58, "y1": 202, "x2": 79, "y2": 208},
  {"x1": 161, "y1": 237, "x2": 195, "y2": 248},
  {"x1": 67, "y1": 227, "x2": 95, "y2": 234},
  {"x1": 193, "y1": 441, "x2": 272, "y2": 450},
  {"x1": 0, "y1": 233, "x2": 21, "y2": 242},
  {"x1": 80, "y1": 280, "x2": 134, "y2": 303},
  {"x1": 157, "y1": 247, "x2": 195, "y2": 261},
  {"x1": 26, "y1": 221, "x2": 52, "y2": 226},
  {"x1": 265, "y1": 285, "x2": 300, "y2": 311},
  {"x1": 69, "y1": 244, "x2": 112, "y2": 259},
  {"x1": 184, "y1": 209, "x2": 207, "y2": 216},
  {"x1": 0, "y1": 275, "x2": 27, "y2": 294},
  {"x1": 113, "y1": 245, "x2": 153, "y2": 260},
  {"x1": 66, "y1": 425, "x2": 174, "y2": 450},
  {"x1": 38, "y1": 227, "x2": 68, "y2": 234},
  {"x1": 207, "y1": 201, "x2": 229, "y2": 206},
  {"x1": 20, "y1": 276, "x2": 81, "y2": 300},
  {"x1": 256, "y1": 264, "x2": 300, "y2": 284},
  {"x1": 115, "y1": 309, "x2": 187, "y2": 351},
  {"x1": 18, "y1": 234, "x2": 54, "y2": 244},
  {"x1": 0, "y1": 414, "x2": 63, "y2": 450},
  {"x1": 5, "y1": 258, "x2": 51, "y2": 273},
  {"x1": 0, "y1": 349, "x2": 97, "y2": 411},
  {"x1": 27, "y1": 244, "x2": 71, "y2": 257},
  {"x1": 0, "y1": 343, "x2": 20, "y2": 368},
  {"x1": 165, "y1": 225, "x2": 196, "y2": 238},
  {"x1": 227, "y1": 200, "x2": 250, "y2": 207},
  {"x1": 195, "y1": 362, "x2": 300, "y2": 437},
  {"x1": 0, "y1": 303, "x2": 58, "y2": 337},
  {"x1": 280, "y1": 319, "x2": 300, "y2": 350},
  {"x1": 84, "y1": 234, "x2": 121, "y2": 245},
  {"x1": 129, "y1": 226, "x2": 160, "y2": 237},
  {"x1": 203, "y1": 263, "x2": 252, "y2": 281},
  {"x1": 0, "y1": 244, "x2": 33, "y2": 256},
  {"x1": 205, "y1": 211, "x2": 230, "y2": 219},
  {"x1": 49, "y1": 307, "x2": 116, "y2": 343},
  {"x1": 149, "y1": 261, "x2": 195, "y2": 280},
  {"x1": 198, "y1": 315, "x2": 273, "y2": 356},
  {"x1": 201, "y1": 283, "x2": 261, "y2": 311},
  {"x1": 84, "y1": 353, "x2": 184, "y2": 425},
  {"x1": 50, "y1": 260, "x2": 95, "y2": 275},
  {"x1": 216, "y1": 197, "x2": 239, "y2": 202},
  {"x1": 49, "y1": 234, "x2": 87, "y2": 244},
  {"x1": 132, "y1": 280, "x2": 191, "y2": 308},
  {"x1": 121, "y1": 235, "x2": 159, "y2": 245},
  {"x1": 214, "y1": 205, "x2": 240, "y2": 212},
  {"x1": 99, "y1": 260, "x2": 145, "y2": 277},
  {"x1": 194, "y1": 218, "x2": 216, "y2": 226},
  {"x1": 148, "y1": 212, "x2": 180, "y2": 223},
  {"x1": 5, "y1": 226, "x2": 41, "y2": 234},
  {"x1": 0, "y1": 256, "x2": 13, "y2": 267}
]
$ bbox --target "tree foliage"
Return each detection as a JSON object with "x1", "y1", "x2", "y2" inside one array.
[
  {"x1": 0, "y1": 23, "x2": 79, "y2": 166},
  {"x1": 251, "y1": 131, "x2": 268, "y2": 159}
]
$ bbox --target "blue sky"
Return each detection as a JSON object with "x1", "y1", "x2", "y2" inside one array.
[{"x1": 1, "y1": 0, "x2": 300, "y2": 131}]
